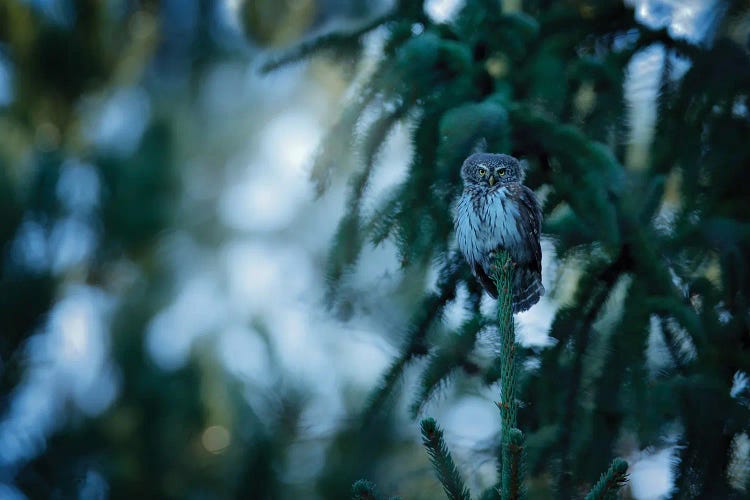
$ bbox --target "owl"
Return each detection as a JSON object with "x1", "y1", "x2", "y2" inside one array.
[{"x1": 454, "y1": 153, "x2": 544, "y2": 313}]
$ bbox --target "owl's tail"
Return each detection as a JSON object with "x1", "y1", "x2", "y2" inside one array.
[{"x1": 512, "y1": 269, "x2": 544, "y2": 313}]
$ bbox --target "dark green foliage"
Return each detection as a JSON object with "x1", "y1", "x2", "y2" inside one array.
[
  {"x1": 0, "y1": 157, "x2": 56, "y2": 397},
  {"x1": 2, "y1": 0, "x2": 750, "y2": 497},
  {"x1": 362, "y1": 254, "x2": 465, "y2": 422},
  {"x1": 0, "y1": 2, "x2": 291, "y2": 497},
  {"x1": 325, "y1": 102, "x2": 411, "y2": 304},
  {"x1": 420, "y1": 418, "x2": 471, "y2": 500},
  {"x1": 272, "y1": 0, "x2": 750, "y2": 497},
  {"x1": 490, "y1": 252, "x2": 526, "y2": 499},
  {"x1": 309, "y1": 80, "x2": 378, "y2": 196},
  {"x1": 317, "y1": 415, "x2": 401, "y2": 499},
  {"x1": 352, "y1": 479, "x2": 403, "y2": 500},
  {"x1": 493, "y1": 252, "x2": 517, "y2": 433},
  {"x1": 353, "y1": 479, "x2": 378, "y2": 500},
  {"x1": 505, "y1": 428, "x2": 526, "y2": 500},
  {"x1": 437, "y1": 98, "x2": 511, "y2": 184},
  {"x1": 99, "y1": 121, "x2": 176, "y2": 253},
  {"x1": 584, "y1": 458, "x2": 629, "y2": 500},
  {"x1": 410, "y1": 316, "x2": 486, "y2": 417},
  {"x1": 260, "y1": 12, "x2": 395, "y2": 73}
]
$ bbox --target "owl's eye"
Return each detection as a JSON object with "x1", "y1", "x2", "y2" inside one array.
[
  {"x1": 478, "y1": 168, "x2": 487, "y2": 176},
  {"x1": 498, "y1": 168, "x2": 507, "y2": 177}
]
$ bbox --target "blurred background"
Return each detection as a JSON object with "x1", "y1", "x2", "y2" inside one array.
[{"x1": 0, "y1": 0, "x2": 749, "y2": 499}]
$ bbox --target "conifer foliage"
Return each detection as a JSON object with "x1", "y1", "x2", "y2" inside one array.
[
  {"x1": 267, "y1": 0, "x2": 750, "y2": 497},
  {"x1": 1, "y1": 0, "x2": 748, "y2": 497},
  {"x1": 420, "y1": 417, "x2": 472, "y2": 500}
]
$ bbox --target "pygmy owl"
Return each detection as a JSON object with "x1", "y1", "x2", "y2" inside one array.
[{"x1": 454, "y1": 153, "x2": 544, "y2": 313}]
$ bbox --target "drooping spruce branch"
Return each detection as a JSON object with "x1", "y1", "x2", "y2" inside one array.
[
  {"x1": 584, "y1": 458, "x2": 629, "y2": 500},
  {"x1": 352, "y1": 479, "x2": 378, "y2": 500},
  {"x1": 410, "y1": 316, "x2": 486, "y2": 417},
  {"x1": 420, "y1": 418, "x2": 472, "y2": 500},
  {"x1": 490, "y1": 251, "x2": 524, "y2": 499},
  {"x1": 308, "y1": 84, "x2": 378, "y2": 196},
  {"x1": 657, "y1": 316, "x2": 689, "y2": 373},
  {"x1": 325, "y1": 102, "x2": 410, "y2": 298},
  {"x1": 555, "y1": 255, "x2": 628, "y2": 499},
  {"x1": 260, "y1": 12, "x2": 396, "y2": 72},
  {"x1": 361, "y1": 254, "x2": 464, "y2": 421}
]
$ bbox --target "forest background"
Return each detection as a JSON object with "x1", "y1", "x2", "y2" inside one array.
[{"x1": 0, "y1": 0, "x2": 749, "y2": 498}]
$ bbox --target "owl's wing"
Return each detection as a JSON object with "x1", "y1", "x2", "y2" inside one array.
[
  {"x1": 471, "y1": 262, "x2": 498, "y2": 298},
  {"x1": 516, "y1": 185, "x2": 542, "y2": 274}
]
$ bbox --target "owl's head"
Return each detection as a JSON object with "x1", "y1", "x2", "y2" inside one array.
[{"x1": 460, "y1": 153, "x2": 522, "y2": 189}]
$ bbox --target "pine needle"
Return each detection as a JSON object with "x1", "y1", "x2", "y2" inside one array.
[
  {"x1": 584, "y1": 458, "x2": 629, "y2": 500},
  {"x1": 420, "y1": 418, "x2": 472, "y2": 500}
]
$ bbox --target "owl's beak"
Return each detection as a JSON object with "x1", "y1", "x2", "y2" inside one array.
[{"x1": 488, "y1": 175, "x2": 496, "y2": 186}]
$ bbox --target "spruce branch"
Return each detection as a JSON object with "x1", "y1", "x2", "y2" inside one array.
[
  {"x1": 410, "y1": 316, "x2": 486, "y2": 417},
  {"x1": 505, "y1": 428, "x2": 526, "y2": 500},
  {"x1": 352, "y1": 479, "x2": 378, "y2": 500},
  {"x1": 491, "y1": 251, "x2": 517, "y2": 433},
  {"x1": 555, "y1": 255, "x2": 629, "y2": 499},
  {"x1": 362, "y1": 254, "x2": 464, "y2": 421},
  {"x1": 324, "y1": 102, "x2": 411, "y2": 298},
  {"x1": 366, "y1": 189, "x2": 402, "y2": 246},
  {"x1": 420, "y1": 418, "x2": 472, "y2": 500},
  {"x1": 260, "y1": 12, "x2": 396, "y2": 72},
  {"x1": 310, "y1": 59, "x2": 408, "y2": 197},
  {"x1": 506, "y1": 102, "x2": 623, "y2": 247},
  {"x1": 477, "y1": 486, "x2": 501, "y2": 500},
  {"x1": 361, "y1": 353, "x2": 410, "y2": 423},
  {"x1": 489, "y1": 250, "x2": 523, "y2": 500},
  {"x1": 657, "y1": 316, "x2": 689, "y2": 373},
  {"x1": 309, "y1": 88, "x2": 376, "y2": 197},
  {"x1": 584, "y1": 458, "x2": 629, "y2": 500},
  {"x1": 587, "y1": 285, "x2": 648, "y2": 489}
]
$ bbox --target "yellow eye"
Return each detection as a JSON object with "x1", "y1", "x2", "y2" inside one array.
[
  {"x1": 498, "y1": 168, "x2": 507, "y2": 177},
  {"x1": 478, "y1": 168, "x2": 487, "y2": 176}
]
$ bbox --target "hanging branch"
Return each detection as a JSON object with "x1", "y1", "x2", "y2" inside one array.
[
  {"x1": 325, "y1": 102, "x2": 410, "y2": 299},
  {"x1": 410, "y1": 316, "x2": 487, "y2": 417},
  {"x1": 584, "y1": 458, "x2": 629, "y2": 500},
  {"x1": 420, "y1": 418, "x2": 472, "y2": 500},
  {"x1": 361, "y1": 254, "x2": 464, "y2": 422},
  {"x1": 555, "y1": 255, "x2": 629, "y2": 498},
  {"x1": 490, "y1": 251, "x2": 524, "y2": 499},
  {"x1": 260, "y1": 12, "x2": 396, "y2": 72}
]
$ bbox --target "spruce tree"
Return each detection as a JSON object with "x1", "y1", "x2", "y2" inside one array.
[
  {"x1": 0, "y1": 0, "x2": 748, "y2": 498},
  {"x1": 264, "y1": 0, "x2": 750, "y2": 497}
]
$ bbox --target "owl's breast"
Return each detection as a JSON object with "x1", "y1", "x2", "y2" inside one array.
[
  {"x1": 454, "y1": 188, "x2": 522, "y2": 264},
  {"x1": 484, "y1": 189, "x2": 523, "y2": 249},
  {"x1": 454, "y1": 194, "x2": 482, "y2": 264}
]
